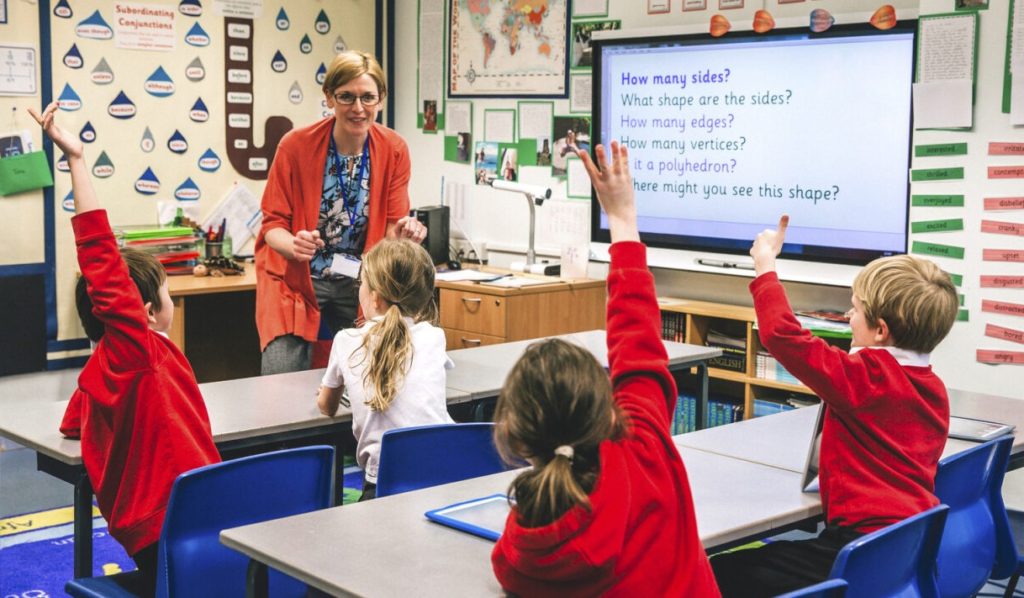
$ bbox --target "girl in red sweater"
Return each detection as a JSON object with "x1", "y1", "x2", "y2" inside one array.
[{"x1": 489, "y1": 141, "x2": 720, "y2": 597}]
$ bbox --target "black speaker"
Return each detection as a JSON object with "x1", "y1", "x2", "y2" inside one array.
[{"x1": 415, "y1": 205, "x2": 450, "y2": 265}]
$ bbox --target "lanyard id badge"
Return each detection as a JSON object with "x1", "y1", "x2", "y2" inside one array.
[
  {"x1": 329, "y1": 135, "x2": 369, "y2": 228},
  {"x1": 330, "y1": 253, "x2": 362, "y2": 279}
]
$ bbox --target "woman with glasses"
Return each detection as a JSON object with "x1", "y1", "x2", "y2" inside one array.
[{"x1": 256, "y1": 50, "x2": 427, "y2": 375}]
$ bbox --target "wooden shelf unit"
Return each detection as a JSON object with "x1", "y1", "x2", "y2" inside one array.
[{"x1": 658, "y1": 297, "x2": 822, "y2": 420}]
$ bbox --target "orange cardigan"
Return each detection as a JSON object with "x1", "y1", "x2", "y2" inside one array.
[{"x1": 255, "y1": 118, "x2": 411, "y2": 349}]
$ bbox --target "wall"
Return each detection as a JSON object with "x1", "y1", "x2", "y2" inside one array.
[
  {"x1": 393, "y1": 0, "x2": 1024, "y2": 399},
  {"x1": 1, "y1": 0, "x2": 376, "y2": 365}
]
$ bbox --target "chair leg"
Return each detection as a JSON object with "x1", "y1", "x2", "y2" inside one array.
[{"x1": 1004, "y1": 572, "x2": 1021, "y2": 598}]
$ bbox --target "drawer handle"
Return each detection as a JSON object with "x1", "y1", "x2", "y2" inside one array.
[
  {"x1": 461, "y1": 337, "x2": 482, "y2": 346},
  {"x1": 461, "y1": 297, "x2": 482, "y2": 304}
]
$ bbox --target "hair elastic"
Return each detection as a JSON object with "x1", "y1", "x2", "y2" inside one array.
[{"x1": 553, "y1": 445, "x2": 574, "y2": 462}]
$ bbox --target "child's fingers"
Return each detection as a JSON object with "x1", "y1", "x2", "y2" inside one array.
[
  {"x1": 594, "y1": 143, "x2": 610, "y2": 173},
  {"x1": 27, "y1": 106, "x2": 43, "y2": 124},
  {"x1": 577, "y1": 149, "x2": 600, "y2": 180},
  {"x1": 777, "y1": 215, "x2": 789, "y2": 237}
]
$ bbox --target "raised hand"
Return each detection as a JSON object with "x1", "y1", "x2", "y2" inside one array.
[
  {"x1": 750, "y1": 215, "x2": 789, "y2": 276},
  {"x1": 28, "y1": 102, "x2": 83, "y2": 160},
  {"x1": 577, "y1": 141, "x2": 638, "y2": 243}
]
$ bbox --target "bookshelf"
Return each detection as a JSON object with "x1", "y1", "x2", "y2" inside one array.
[{"x1": 659, "y1": 298, "x2": 844, "y2": 421}]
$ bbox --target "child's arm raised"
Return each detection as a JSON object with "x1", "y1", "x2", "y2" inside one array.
[
  {"x1": 28, "y1": 103, "x2": 98, "y2": 214},
  {"x1": 578, "y1": 143, "x2": 676, "y2": 422}
]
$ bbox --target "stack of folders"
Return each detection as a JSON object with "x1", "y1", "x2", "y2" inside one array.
[{"x1": 116, "y1": 226, "x2": 200, "y2": 275}]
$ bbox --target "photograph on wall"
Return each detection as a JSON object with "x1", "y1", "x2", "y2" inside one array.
[
  {"x1": 457, "y1": 132, "x2": 472, "y2": 162},
  {"x1": 499, "y1": 145, "x2": 519, "y2": 181},
  {"x1": 449, "y1": 0, "x2": 569, "y2": 97},
  {"x1": 536, "y1": 135, "x2": 552, "y2": 166},
  {"x1": 551, "y1": 115, "x2": 591, "y2": 177},
  {"x1": 474, "y1": 141, "x2": 499, "y2": 185},
  {"x1": 423, "y1": 100, "x2": 438, "y2": 132},
  {"x1": 955, "y1": 0, "x2": 988, "y2": 10},
  {"x1": 571, "y1": 20, "x2": 621, "y2": 69}
]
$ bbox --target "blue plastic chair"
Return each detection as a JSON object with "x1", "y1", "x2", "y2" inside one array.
[
  {"x1": 828, "y1": 504, "x2": 948, "y2": 598},
  {"x1": 776, "y1": 579, "x2": 848, "y2": 598},
  {"x1": 933, "y1": 435, "x2": 1016, "y2": 598},
  {"x1": 65, "y1": 446, "x2": 335, "y2": 598},
  {"x1": 375, "y1": 422, "x2": 506, "y2": 497}
]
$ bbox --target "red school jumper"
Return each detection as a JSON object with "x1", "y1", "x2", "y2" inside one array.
[
  {"x1": 751, "y1": 272, "x2": 949, "y2": 533},
  {"x1": 60, "y1": 210, "x2": 220, "y2": 555},
  {"x1": 492, "y1": 241, "x2": 720, "y2": 598}
]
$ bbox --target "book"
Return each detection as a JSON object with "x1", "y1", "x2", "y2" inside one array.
[
  {"x1": 424, "y1": 494, "x2": 511, "y2": 541},
  {"x1": 948, "y1": 416, "x2": 1015, "y2": 442}
]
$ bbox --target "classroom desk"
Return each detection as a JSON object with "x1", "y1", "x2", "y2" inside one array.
[
  {"x1": 0, "y1": 367, "x2": 471, "y2": 579},
  {"x1": 166, "y1": 264, "x2": 260, "y2": 383},
  {"x1": 446, "y1": 330, "x2": 721, "y2": 426},
  {"x1": 673, "y1": 387, "x2": 1024, "y2": 474},
  {"x1": 221, "y1": 446, "x2": 821, "y2": 598}
]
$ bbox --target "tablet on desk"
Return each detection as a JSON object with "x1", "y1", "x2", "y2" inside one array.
[
  {"x1": 949, "y1": 415, "x2": 1015, "y2": 442},
  {"x1": 425, "y1": 494, "x2": 511, "y2": 541}
]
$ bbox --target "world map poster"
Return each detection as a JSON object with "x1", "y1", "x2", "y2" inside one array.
[{"x1": 449, "y1": 0, "x2": 568, "y2": 97}]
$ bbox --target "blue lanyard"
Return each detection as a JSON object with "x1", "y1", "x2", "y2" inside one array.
[{"x1": 328, "y1": 134, "x2": 369, "y2": 226}]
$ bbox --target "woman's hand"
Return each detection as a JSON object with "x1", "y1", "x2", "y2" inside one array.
[
  {"x1": 292, "y1": 230, "x2": 324, "y2": 262},
  {"x1": 28, "y1": 102, "x2": 84, "y2": 160},
  {"x1": 389, "y1": 215, "x2": 427, "y2": 243}
]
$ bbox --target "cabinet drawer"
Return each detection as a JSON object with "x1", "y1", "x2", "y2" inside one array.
[
  {"x1": 439, "y1": 289, "x2": 507, "y2": 337},
  {"x1": 443, "y1": 328, "x2": 506, "y2": 351}
]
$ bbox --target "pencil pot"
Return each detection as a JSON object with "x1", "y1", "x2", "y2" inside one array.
[{"x1": 206, "y1": 242, "x2": 223, "y2": 258}]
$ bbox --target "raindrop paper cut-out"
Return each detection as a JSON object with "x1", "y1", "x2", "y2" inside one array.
[
  {"x1": 91, "y1": 57, "x2": 114, "y2": 84},
  {"x1": 92, "y1": 151, "x2": 114, "y2": 178},
  {"x1": 315, "y1": 63, "x2": 327, "y2": 85},
  {"x1": 135, "y1": 168, "x2": 160, "y2": 195},
  {"x1": 167, "y1": 130, "x2": 188, "y2": 154},
  {"x1": 62, "y1": 190, "x2": 75, "y2": 213},
  {"x1": 809, "y1": 9, "x2": 835, "y2": 33},
  {"x1": 710, "y1": 14, "x2": 730, "y2": 38},
  {"x1": 108, "y1": 91, "x2": 137, "y2": 119},
  {"x1": 145, "y1": 66, "x2": 175, "y2": 97},
  {"x1": 179, "y1": 0, "x2": 202, "y2": 17},
  {"x1": 186, "y1": 57, "x2": 206, "y2": 82},
  {"x1": 185, "y1": 22, "x2": 211, "y2": 47},
  {"x1": 80, "y1": 121, "x2": 96, "y2": 143},
  {"x1": 276, "y1": 7, "x2": 290, "y2": 30},
  {"x1": 288, "y1": 81, "x2": 303, "y2": 104},
  {"x1": 189, "y1": 97, "x2": 210, "y2": 122},
  {"x1": 299, "y1": 34, "x2": 313, "y2": 54},
  {"x1": 271, "y1": 51, "x2": 288, "y2": 73},
  {"x1": 63, "y1": 44, "x2": 84, "y2": 69},
  {"x1": 57, "y1": 154, "x2": 70, "y2": 172},
  {"x1": 54, "y1": 0, "x2": 73, "y2": 19},
  {"x1": 140, "y1": 127, "x2": 155, "y2": 153},
  {"x1": 58, "y1": 84, "x2": 83, "y2": 111},
  {"x1": 198, "y1": 148, "x2": 221, "y2": 172},
  {"x1": 174, "y1": 178, "x2": 201, "y2": 200},
  {"x1": 870, "y1": 5, "x2": 897, "y2": 31},
  {"x1": 333, "y1": 36, "x2": 346, "y2": 54},
  {"x1": 76, "y1": 10, "x2": 113, "y2": 39},
  {"x1": 753, "y1": 9, "x2": 775, "y2": 34},
  {"x1": 314, "y1": 10, "x2": 330, "y2": 34}
]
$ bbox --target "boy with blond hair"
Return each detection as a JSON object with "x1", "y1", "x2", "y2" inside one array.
[
  {"x1": 711, "y1": 216, "x2": 959, "y2": 597},
  {"x1": 31, "y1": 103, "x2": 219, "y2": 593}
]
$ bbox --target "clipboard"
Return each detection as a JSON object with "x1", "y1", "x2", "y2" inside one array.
[{"x1": 424, "y1": 493, "x2": 511, "y2": 541}]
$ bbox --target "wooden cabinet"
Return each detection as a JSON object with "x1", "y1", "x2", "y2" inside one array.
[
  {"x1": 437, "y1": 275, "x2": 606, "y2": 350},
  {"x1": 659, "y1": 298, "x2": 841, "y2": 420}
]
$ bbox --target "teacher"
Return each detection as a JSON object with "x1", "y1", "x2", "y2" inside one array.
[{"x1": 256, "y1": 50, "x2": 426, "y2": 375}]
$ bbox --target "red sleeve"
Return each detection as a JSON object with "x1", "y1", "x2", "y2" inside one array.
[
  {"x1": 72, "y1": 210, "x2": 152, "y2": 372},
  {"x1": 606, "y1": 242, "x2": 676, "y2": 424},
  {"x1": 59, "y1": 392, "x2": 82, "y2": 438},
  {"x1": 259, "y1": 131, "x2": 299, "y2": 237},
  {"x1": 385, "y1": 135, "x2": 411, "y2": 223},
  {"x1": 750, "y1": 272, "x2": 874, "y2": 413}
]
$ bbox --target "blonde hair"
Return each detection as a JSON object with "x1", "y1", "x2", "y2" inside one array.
[
  {"x1": 355, "y1": 239, "x2": 437, "y2": 411},
  {"x1": 322, "y1": 50, "x2": 387, "y2": 98},
  {"x1": 852, "y1": 254, "x2": 959, "y2": 353},
  {"x1": 493, "y1": 339, "x2": 626, "y2": 528}
]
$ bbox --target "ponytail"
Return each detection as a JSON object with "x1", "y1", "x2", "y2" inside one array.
[
  {"x1": 508, "y1": 445, "x2": 597, "y2": 528},
  {"x1": 360, "y1": 303, "x2": 412, "y2": 412}
]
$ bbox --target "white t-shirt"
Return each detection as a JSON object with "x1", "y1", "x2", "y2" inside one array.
[{"x1": 321, "y1": 317, "x2": 454, "y2": 483}]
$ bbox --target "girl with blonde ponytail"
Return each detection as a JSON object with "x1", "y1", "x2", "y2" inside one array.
[
  {"x1": 491, "y1": 142, "x2": 720, "y2": 597},
  {"x1": 317, "y1": 239, "x2": 452, "y2": 500}
]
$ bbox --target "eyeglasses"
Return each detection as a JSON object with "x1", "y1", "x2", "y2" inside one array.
[{"x1": 333, "y1": 93, "x2": 381, "y2": 106}]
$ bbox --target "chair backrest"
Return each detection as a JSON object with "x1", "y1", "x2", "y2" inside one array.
[
  {"x1": 375, "y1": 423, "x2": 506, "y2": 497},
  {"x1": 829, "y1": 504, "x2": 948, "y2": 598},
  {"x1": 934, "y1": 435, "x2": 1016, "y2": 597},
  {"x1": 777, "y1": 579, "x2": 849, "y2": 598},
  {"x1": 155, "y1": 446, "x2": 335, "y2": 598}
]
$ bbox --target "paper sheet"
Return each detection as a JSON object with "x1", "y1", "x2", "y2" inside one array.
[
  {"x1": 570, "y1": 72, "x2": 592, "y2": 113},
  {"x1": 518, "y1": 102, "x2": 552, "y2": 140},
  {"x1": 484, "y1": 110, "x2": 515, "y2": 143},
  {"x1": 202, "y1": 183, "x2": 262, "y2": 247},
  {"x1": 418, "y1": 0, "x2": 444, "y2": 118},
  {"x1": 913, "y1": 80, "x2": 973, "y2": 129}
]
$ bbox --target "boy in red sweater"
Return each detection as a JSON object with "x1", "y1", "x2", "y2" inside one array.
[
  {"x1": 31, "y1": 103, "x2": 219, "y2": 592},
  {"x1": 710, "y1": 215, "x2": 959, "y2": 597},
  {"x1": 490, "y1": 141, "x2": 720, "y2": 597}
]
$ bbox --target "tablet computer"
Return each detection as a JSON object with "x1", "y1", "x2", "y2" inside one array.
[
  {"x1": 948, "y1": 415, "x2": 1015, "y2": 442},
  {"x1": 425, "y1": 494, "x2": 511, "y2": 541},
  {"x1": 801, "y1": 404, "x2": 824, "y2": 493}
]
